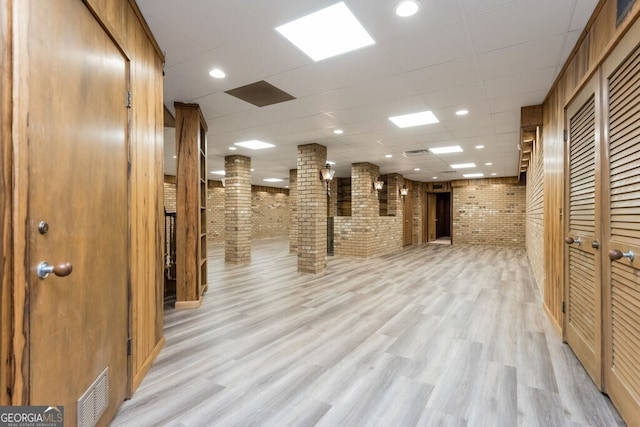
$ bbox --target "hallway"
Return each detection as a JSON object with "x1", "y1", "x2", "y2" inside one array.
[{"x1": 113, "y1": 240, "x2": 623, "y2": 426}]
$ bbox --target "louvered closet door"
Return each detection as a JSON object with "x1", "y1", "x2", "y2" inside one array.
[
  {"x1": 565, "y1": 74, "x2": 602, "y2": 389},
  {"x1": 602, "y1": 25, "x2": 640, "y2": 423}
]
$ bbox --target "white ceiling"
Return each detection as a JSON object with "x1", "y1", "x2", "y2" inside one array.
[{"x1": 137, "y1": 0, "x2": 597, "y2": 187}]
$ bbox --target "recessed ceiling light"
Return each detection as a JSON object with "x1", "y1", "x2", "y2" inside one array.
[
  {"x1": 414, "y1": 168, "x2": 420, "y2": 171},
  {"x1": 395, "y1": 0, "x2": 421, "y2": 17},
  {"x1": 491, "y1": 173, "x2": 497, "y2": 176},
  {"x1": 385, "y1": 154, "x2": 393, "y2": 158},
  {"x1": 209, "y1": 68, "x2": 226, "y2": 79},
  {"x1": 456, "y1": 109, "x2": 469, "y2": 116},
  {"x1": 211, "y1": 170, "x2": 225, "y2": 175},
  {"x1": 234, "y1": 140, "x2": 275, "y2": 150},
  {"x1": 432, "y1": 176, "x2": 438, "y2": 179},
  {"x1": 334, "y1": 129, "x2": 344, "y2": 135},
  {"x1": 464, "y1": 173, "x2": 484, "y2": 178},
  {"x1": 263, "y1": 178, "x2": 284, "y2": 183},
  {"x1": 275, "y1": 2, "x2": 375, "y2": 62},
  {"x1": 229, "y1": 146, "x2": 237, "y2": 151},
  {"x1": 429, "y1": 145, "x2": 462, "y2": 154},
  {"x1": 327, "y1": 160, "x2": 336, "y2": 165},
  {"x1": 475, "y1": 145, "x2": 484, "y2": 149},
  {"x1": 450, "y1": 163, "x2": 476, "y2": 169},
  {"x1": 389, "y1": 110, "x2": 439, "y2": 128},
  {"x1": 485, "y1": 162, "x2": 493, "y2": 166}
]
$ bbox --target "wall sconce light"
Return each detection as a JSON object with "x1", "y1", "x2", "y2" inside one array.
[
  {"x1": 373, "y1": 177, "x2": 384, "y2": 192},
  {"x1": 221, "y1": 177, "x2": 226, "y2": 187},
  {"x1": 320, "y1": 163, "x2": 335, "y2": 195},
  {"x1": 400, "y1": 185, "x2": 409, "y2": 199}
]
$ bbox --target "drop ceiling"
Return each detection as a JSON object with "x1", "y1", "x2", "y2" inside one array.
[{"x1": 137, "y1": 0, "x2": 598, "y2": 187}]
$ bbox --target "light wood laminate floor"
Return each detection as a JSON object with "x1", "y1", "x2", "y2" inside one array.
[{"x1": 113, "y1": 239, "x2": 624, "y2": 426}]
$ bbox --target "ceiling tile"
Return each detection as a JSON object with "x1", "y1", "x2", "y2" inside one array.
[
  {"x1": 477, "y1": 34, "x2": 564, "y2": 80},
  {"x1": 483, "y1": 66, "x2": 557, "y2": 99},
  {"x1": 466, "y1": 0, "x2": 575, "y2": 53},
  {"x1": 383, "y1": 20, "x2": 472, "y2": 72}
]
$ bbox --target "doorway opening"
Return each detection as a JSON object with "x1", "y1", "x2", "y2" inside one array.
[{"x1": 425, "y1": 191, "x2": 451, "y2": 244}]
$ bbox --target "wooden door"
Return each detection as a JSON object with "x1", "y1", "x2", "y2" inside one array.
[
  {"x1": 564, "y1": 73, "x2": 603, "y2": 389},
  {"x1": 24, "y1": 1, "x2": 129, "y2": 425},
  {"x1": 436, "y1": 192, "x2": 451, "y2": 238},
  {"x1": 426, "y1": 193, "x2": 437, "y2": 242},
  {"x1": 601, "y1": 29, "x2": 640, "y2": 423}
]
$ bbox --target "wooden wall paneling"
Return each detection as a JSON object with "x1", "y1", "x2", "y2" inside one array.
[
  {"x1": 6, "y1": 0, "x2": 165, "y2": 414},
  {"x1": 175, "y1": 102, "x2": 207, "y2": 308},
  {"x1": 541, "y1": 0, "x2": 640, "y2": 330},
  {"x1": 525, "y1": 126, "x2": 545, "y2": 294},
  {"x1": 0, "y1": 0, "x2": 12, "y2": 407},
  {"x1": 125, "y1": 0, "x2": 165, "y2": 393},
  {"x1": 542, "y1": 89, "x2": 565, "y2": 329},
  {"x1": 601, "y1": 19, "x2": 640, "y2": 423}
]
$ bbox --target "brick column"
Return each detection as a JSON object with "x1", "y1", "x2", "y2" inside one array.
[
  {"x1": 288, "y1": 168, "x2": 297, "y2": 253},
  {"x1": 351, "y1": 162, "x2": 380, "y2": 217},
  {"x1": 386, "y1": 173, "x2": 404, "y2": 217},
  {"x1": 328, "y1": 179, "x2": 338, "y2": 217},
  {"x1": 297, "y1": 144, "x2": 327, "y2": 273},
  {"x1": 225, "y1": 155, "x2": 251, "y2": 264}
]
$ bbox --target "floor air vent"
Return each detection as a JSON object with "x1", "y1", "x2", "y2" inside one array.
[{"x1": 78, "y1": 367, "x2": 109, "y2": 427}]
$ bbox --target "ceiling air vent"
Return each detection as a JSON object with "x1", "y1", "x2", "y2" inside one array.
[
  {"x1": 439, "y1": 170, "x2": 457, "y2": 174},
  {"x1": 402, "y1": 149, "x2": 431, "y2": 157}
]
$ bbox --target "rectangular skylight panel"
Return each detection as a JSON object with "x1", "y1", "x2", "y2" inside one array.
[
  {"x1": 429, "y1": 145, "x2": 463, "y2": 154},
  {"x1": 389, "y1": 111, "x2": 439, "y2": 128},
  {"x1": 463, "y1": 173, "x2": 484, "y2": 178},
  {"x1": 450, "y1": 163, "x2": 476, "y2": 169},
  {"x1": 234, "y1": 140, "x2": 275, "y2": 150},
  {"x1": 275, "y1": 2, "x2": 375, "y2": 62}
]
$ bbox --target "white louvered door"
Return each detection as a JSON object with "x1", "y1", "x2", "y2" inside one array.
[
  {"x1": 564, "y1": 73, "x2": 603, "y2": 389},
  {"x1": 602, "y1": 25, "x2": 640, "y2": 424}
]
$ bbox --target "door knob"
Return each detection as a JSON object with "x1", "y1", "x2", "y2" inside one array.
[
  {"x1": 608, "y1": 249, "x2": 634, "y2": 262},
  {"x1": 591, "y1": 240, "x2": 600, "y2": 249},
  {"x1": 37, "y1": 261, "x2": 73, "y2": 279},
  {"x1": 565, "y1": 237, "x2": 581, "y2": 245}
]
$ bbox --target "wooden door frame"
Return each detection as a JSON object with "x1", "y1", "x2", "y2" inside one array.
[{"x1": 7, "y1": 0, "x2": 134, "y2": 403}]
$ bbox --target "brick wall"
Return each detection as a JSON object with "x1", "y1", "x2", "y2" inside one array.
[
  {"x1": 163, "y1": 180, "x2": 176, "y2": 213},
  {"x1": 166, "y1": 179, "x2": 289, "y2": 243},
  {"x1": 334, "y1": 217, "x2": 402, "y2": 257},
  {"x1": 411, "y1": 181, "x2": 424, "y2": 244},
  {"x1": 207, "y1": 182, "x2": 225, "y2": 241},
  {"x1": 252, "y1": 187, "x2": 289, "y2": 239},
  {"x1": 453, "y1": 183, "x2": 526, "y2": 246}
]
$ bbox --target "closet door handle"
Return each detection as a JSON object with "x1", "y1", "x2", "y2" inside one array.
[
  {"x1": 608, "y1": 249, "x2": 634, "y2": 262},
  {"x1": 565, "y1": 237, "x2": 581, "y2": 245},
  {"x1": 37, "y1": 261, "x2": 73, "y2": 279}
]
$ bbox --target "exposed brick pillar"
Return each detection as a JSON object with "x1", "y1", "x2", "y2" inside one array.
[
  {"x1": 225, "y1": 155, "x2": 251, "y2": 264},
  {"x1": 351, "y1": 162, "x2": 380, "y2": 217},
  {"x1": 386, "y1": 173, "x2": 404, "y2": 217},
  {"x1": 289, "y1": 168, "x2": 297, "y2": 253},
  {"x1": 328, "y1": 179, "x2": 338, "y2": 217},
  {"x1": 297, "y1": 144, "x2": 327, "y2": 273}
]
